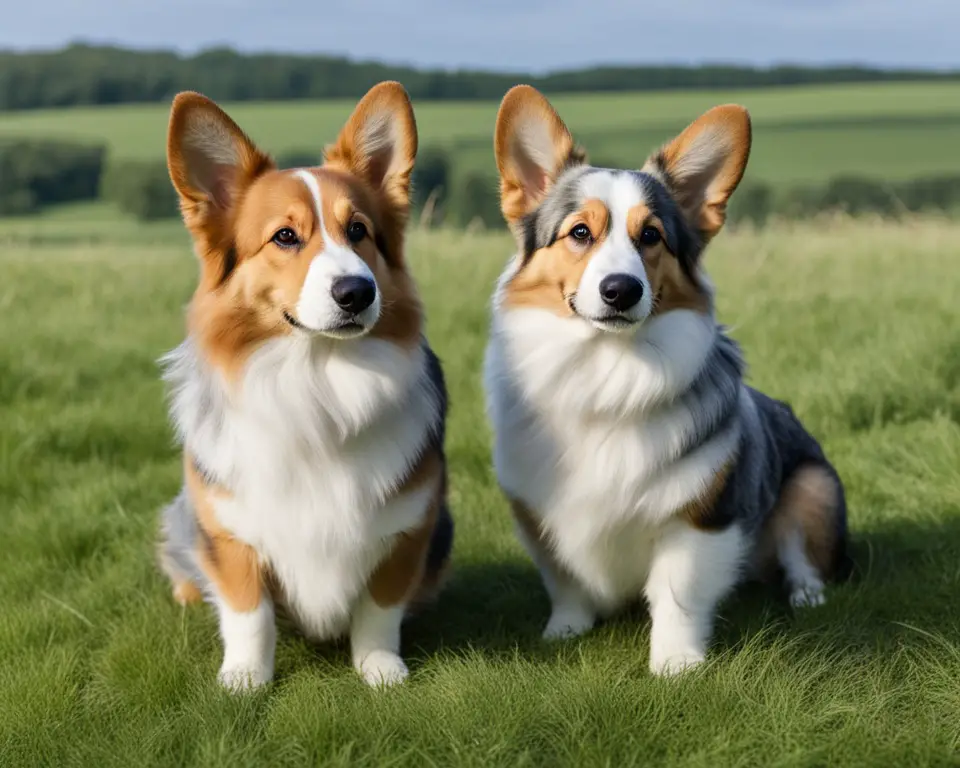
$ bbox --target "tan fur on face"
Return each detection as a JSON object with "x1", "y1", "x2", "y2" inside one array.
[
  {"x1": 503, "y1": 198, "x2": 710, "y2": 319},
  {"x1": 166, "y1": 83, "x2": 422, "y2": 380},
  {"x1": 503, "y1": 200, "x2": 608, "y2": 314},
  {"x1": 624, "y1": 203, "x2": 710, "y2": 316},
  {"x1": 184, "y1": 455, "x2": 267, "y2": 613}
]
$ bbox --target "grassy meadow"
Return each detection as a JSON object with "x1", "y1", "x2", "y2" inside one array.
[
  {"x1": 2, "y1": 202, "x2": 960, "y2": 765},
  {"x1": 3, "y1": 81, "x2": 960, "y2": 186},
  {"x1": 3, "y1": 78, "x2": 960, "y2": 764}
]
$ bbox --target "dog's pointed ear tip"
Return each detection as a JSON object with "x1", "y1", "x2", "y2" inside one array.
[
  {"x1": 701, "y1": 104, "x2": 752, "y2": 133},
  {"x1": 358, "y1": 81, "x2": 415, "y2": 115},
  {"x1": 495, "y1": 86, "x2": 570, "y2": 160},
  {"x1": 369, "y1": 80, "x2": 408, "y2": 96},
  {"x1": 502, "y1": 83, "x2": 538, "y2": 101},
  {"x1": 171, "y1": 90, "x2": 206, "y2": 105},
  {"x1": 167, "y1": 94, "x2": 239, "y2": 153},
  {"x1": 169, "y1": 91, "x2": 221, "y2": 122},
  {"x1": 496, "y1": 84, "x2": 551, "y2": 120}
]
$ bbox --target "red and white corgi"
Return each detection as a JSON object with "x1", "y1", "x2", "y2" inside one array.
[
  {"x1": 485, "y1": 86, "x2": 849, "y2": 675},
  {"x1": 158, "y1": 82, "x2": 453, "y2": 690}
]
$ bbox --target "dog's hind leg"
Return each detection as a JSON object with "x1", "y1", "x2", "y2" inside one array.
[
  {"x1": 158, "y1": 490, "x2": 205, "y2": 606},
  {"x1": 767, "y1": 464, "x2": 849, "y2": 608}
]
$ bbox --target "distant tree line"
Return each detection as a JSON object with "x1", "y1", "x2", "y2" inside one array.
[
  {"x1": 0, "y1": 138, "x2": 105, "y2": 214},
  {"x1": 1, "y1": 44, "x2": 958, "y2": 111},
  {"x1": 4, "y1": 137, "x2": 960, "y2": 229},
  {"x1": 724, "y1": 176, "x2": 960, "y2": 226}
]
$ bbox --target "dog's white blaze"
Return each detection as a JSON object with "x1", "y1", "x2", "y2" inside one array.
[
  {"x1": 574, "y1": 173, "x2": 655, "y2": 324},
  {"x1": 293, "y1": 169, "x2": 381, "y2": 332},
  {"x1": 295, "y1": 168, "x2": 327, "y2": 234}
]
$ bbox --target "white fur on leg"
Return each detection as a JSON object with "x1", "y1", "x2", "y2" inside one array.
[
  {"x1": 351, "y1": 592, "x2": 408, "y2": 688},
  {"x1": 216, "y1": 598, "x2": 276, "y2": 692},
  {"x1": 514, "y1": 517, "x2": 597, "y2": 640},
  {"x1": 645, "y1": 521, "x2": 745, "y2": 677},
  {"x1": 542, "y1": 582, "x2": 597, "y2": 640},
  {"x1": 778, "y1": 529, "x2": 826, "y2": 607}
]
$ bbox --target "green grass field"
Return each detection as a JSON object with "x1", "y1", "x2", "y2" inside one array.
[
  {"x1": 3, "y1": 81, "x2": 960, "y2": 187},
  {"x1": 2, "y1": 207, "x2": 960, "y2": 766}
]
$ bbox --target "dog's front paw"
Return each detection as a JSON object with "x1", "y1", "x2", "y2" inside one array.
[
  {"x1": 648, "y1": 648, "x2": 705, "y2": 677},
  {"x1": 542, "y1": 607, "x2": 595, "y2": 641},
  {"x1": 789, "y1": 583, "x2": 826, "y2": 608},
  {"x1": 358, "y1": 650, "x2": 409, "y2": 688},
  {"x1": 218, "y1": 660, "x2": 272, "y2": 692}
]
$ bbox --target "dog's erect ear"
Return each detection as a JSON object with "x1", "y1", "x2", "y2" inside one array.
[
  {"x1": 644, "y1": 105, "x2": 751, "y2": 241},
  {"x1": 494, "y1": 85, "x2": 584, "y2": 229},
  {"x1": 167, "y1": 92, "x2": 273, "y2": 220},
  {"x1": 324, "y1": 81, "x2": 418, "y2": 213}
]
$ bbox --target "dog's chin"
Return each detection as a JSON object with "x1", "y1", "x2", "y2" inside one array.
[
  {"x1": 317, "y1": 322, "x2": 371, "y2": 340},
  {"x1": 588, "y1": 315, "x2": 642, "y2": 334},
  {"x1": 574, "y1": 308, "x2": 646, "y2": 334},
  {"x1": 283, "y1": 311, "x2": 372, "y2": 340}
]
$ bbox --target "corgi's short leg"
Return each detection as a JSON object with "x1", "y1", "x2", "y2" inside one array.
[
  {"x1": 158, "y1": 490, "x2": 206, "y2": 607},
  {"x1": 512, "y1": 500, "x2": 597, "y2": 640},
  {"x1": 215, "y1": 597, "x2": 276, "y2": 691},
  {"x1": 351, "y1": 593, "x2": 409, "y2": 687},
  {"x1": 768, "y1": 464, "x2": 849, "y2": 608},
  {"x1": 541, "y1": 576, "x2": 597, "y2": 641},
  {"x1": 779, "y1": 530, "x2": 826, "y2": 607},
  {"x1": 354, "y1": 486, "x2": 442, "y2": 688},
  {"x1": 198, "y1": 531, "x2": 276, "y2": 692},
  {"x1": 645, "y1": 520, "x2": 745, "y2": 676}
]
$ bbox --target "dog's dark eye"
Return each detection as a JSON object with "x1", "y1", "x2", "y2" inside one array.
[
  {"x1": 347, "y1": 221, "x2": 368, "y2": 243},
  {"x1": 638, "y1": 226, "x2": 661, "y2": 246},
  {"x1": 272, "y1": 227, "x2": 300, "y2": 248},
  {"x1": 569, "y1": 224, "x2": 592, "y2": 242}
]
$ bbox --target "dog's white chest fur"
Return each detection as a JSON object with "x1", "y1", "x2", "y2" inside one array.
[
  {"x1": 485, "y1": 304, "x2": 739, "y2": 608},
  {"x1": 164, "y1": 335, "x2": 437, "y2": 639}
]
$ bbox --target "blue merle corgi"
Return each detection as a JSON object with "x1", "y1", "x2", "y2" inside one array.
[{"x1": 484, "y1": 85, "x2": 850, "y2": 675}]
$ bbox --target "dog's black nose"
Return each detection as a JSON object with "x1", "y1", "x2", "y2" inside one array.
[
  {"x1": 599, "y1": 273, "x2": 644, "y2": 312},
  {"x1": 331, "y1": 276, "x2": 376, "y2": 314}
]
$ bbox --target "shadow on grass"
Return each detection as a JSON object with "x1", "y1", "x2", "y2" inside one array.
[
  {"x1": 710, "y1": 514, "x2": 960, "y2": 663},
  {"x1": 402, "y1": 559, "x2": 551, "y2": 658},
  {"x1": 396, "y1": 514, "x2": 960, "y2": 671},
  {"x1": 273, "y1": 560, "x2": 560, "y2": 675}
]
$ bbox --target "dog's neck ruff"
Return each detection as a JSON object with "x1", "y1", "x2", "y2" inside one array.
[
  {"x1": 491, "y1": 303, "x2": 741, "y2": 422},
  {"x1": 161, "y1": 333, "x2": 437, "y2": 495}
]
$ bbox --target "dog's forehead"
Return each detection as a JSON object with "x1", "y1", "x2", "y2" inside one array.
[
  {"x1": 524, "y1": 167, "x2": 687, "y2": 259},
  {"x1": 579, "y1": 170, "x2": 645, "y2": 213},
  {"x1": 591, "y1": 169, "x2": 691, "y2": 256}
]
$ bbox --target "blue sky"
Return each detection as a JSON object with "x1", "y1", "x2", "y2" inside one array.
[{"x1": 3, "y1": 0, "x2": 957, "y2": 71}]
